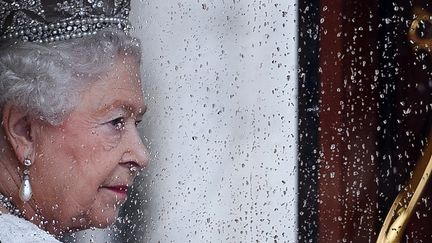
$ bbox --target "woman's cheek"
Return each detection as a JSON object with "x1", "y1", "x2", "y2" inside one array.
[{"x1": 93, "y1": 127, "x2": 123, "y2": 151}]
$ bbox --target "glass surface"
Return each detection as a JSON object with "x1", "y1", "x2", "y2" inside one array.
[
  {"x1": 63, "y1": 0, "x2": 432, "y2": 242},
  {"x1": 70, "y1": 0, "x2": 298, "y2": 242}
]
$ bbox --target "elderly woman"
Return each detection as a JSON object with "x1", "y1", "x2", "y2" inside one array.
[{"x1": 0, "y1": 0, "x2": 148, "y2": 242}]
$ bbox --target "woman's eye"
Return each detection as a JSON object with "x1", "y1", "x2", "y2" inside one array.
[
  {"x1": 110, "y1": 117, "x2": 125, "y2": 130},
  {"x1": 135, "y1": 120, "x2": 142, "y2": 127}
]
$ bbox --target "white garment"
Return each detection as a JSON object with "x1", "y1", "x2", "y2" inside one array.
[{"x1": 0, "y1": 213, "x2": 60, "y2": 243}]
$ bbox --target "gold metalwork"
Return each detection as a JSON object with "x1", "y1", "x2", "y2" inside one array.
[
  {"x1": 408, "y1": 8, "x2": 432, "y2": 52},
  {"x1": 377, "y1": 8, "x2": 432, "y2": 242},
  {"x1": 377, "y1": 137, "x2": 432, "y2": 243}
]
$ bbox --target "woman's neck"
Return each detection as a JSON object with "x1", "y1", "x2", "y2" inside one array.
[
  {"x1": 0, "y1": 157, "x2": 38, "y2": 222},
  {"x1": 0, "y1": 151, "x2": 65, "y2": 236},
  {"x1": 0, "y1": 203, "x2": 9, "y2": 214}
]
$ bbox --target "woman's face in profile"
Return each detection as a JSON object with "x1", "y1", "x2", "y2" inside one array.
[{"x1": 28, "y1": 56, "x2": 149, "y2": 232}]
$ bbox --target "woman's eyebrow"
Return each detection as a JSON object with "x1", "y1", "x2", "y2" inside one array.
[{"x1": 104, "y1": 100, "x2": 147, "y2": 116}]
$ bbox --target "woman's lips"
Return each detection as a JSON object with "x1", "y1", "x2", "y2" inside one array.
[{"x1": 102, "y1": 185, "x2": 128, "y2": 199}]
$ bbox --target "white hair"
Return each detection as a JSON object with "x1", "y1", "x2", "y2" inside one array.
[{"x1": 0, "y1": 29, "x2": 141, "y2": 125}]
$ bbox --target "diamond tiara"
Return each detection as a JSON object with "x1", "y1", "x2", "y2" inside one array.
[{"x1": 0, "y1": 0, "x2": 132, "y2": 43}]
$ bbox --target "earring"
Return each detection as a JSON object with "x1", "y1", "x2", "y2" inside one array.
[{"x1": 19, "y1": 158, "x2": 32, "y2": 202}]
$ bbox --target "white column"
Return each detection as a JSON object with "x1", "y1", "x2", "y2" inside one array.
[{"x1": 131, "y1": 0, "x2": 299, "y2": 242}]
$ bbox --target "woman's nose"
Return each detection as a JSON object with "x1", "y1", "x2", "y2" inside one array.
[{"x1": 124, "y1": 128, "x2": 150, "y2": 169}]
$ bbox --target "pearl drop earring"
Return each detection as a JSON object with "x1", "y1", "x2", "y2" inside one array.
[{"x1": 19, "y1": 158, "x2": 32, "y2": 202}]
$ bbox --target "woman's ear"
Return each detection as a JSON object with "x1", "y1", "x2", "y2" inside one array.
[{"x1": 1, "y1": 104, "x2": 34, "y2": 164}]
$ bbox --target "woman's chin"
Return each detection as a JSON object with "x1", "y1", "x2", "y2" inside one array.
[
  {"x1": 70, "y1": 208, "x2": 120, "y2": 231},
  {"x1": 92, "y1": 209, "x2": 120, "y2": 228}
]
